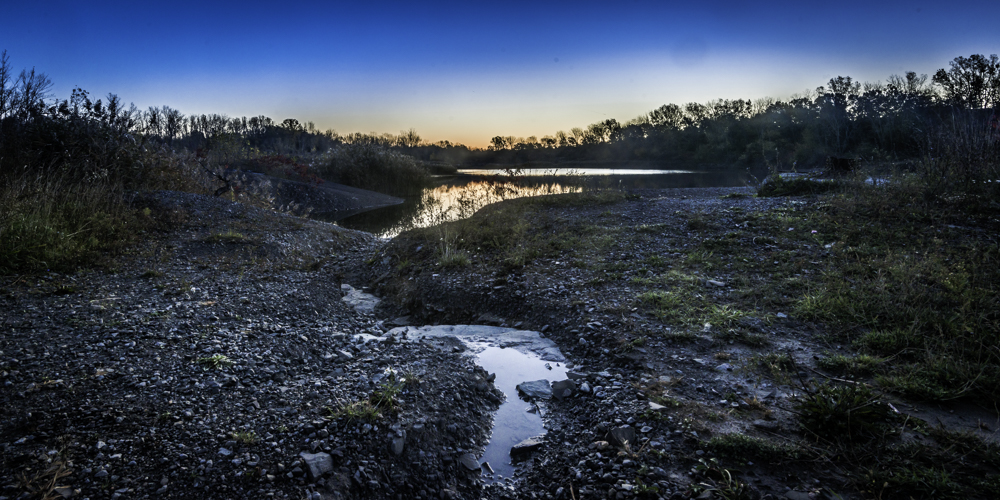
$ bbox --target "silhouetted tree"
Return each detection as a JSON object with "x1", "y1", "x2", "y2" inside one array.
[{"x1": 933, "y1": 54, "x2": 1000, "y2": 109}]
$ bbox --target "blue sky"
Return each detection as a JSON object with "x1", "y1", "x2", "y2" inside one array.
[{"x1": 3, "y1": 1, "x2": 998, "y2": 147}]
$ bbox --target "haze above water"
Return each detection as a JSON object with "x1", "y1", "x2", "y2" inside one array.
[{"x1": 333, "y1": 169, "x2": 753, "y2": 238}]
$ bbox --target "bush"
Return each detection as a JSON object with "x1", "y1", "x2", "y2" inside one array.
[{"x1": 318, "y1": 143, "x2": 429, "y2": 196}]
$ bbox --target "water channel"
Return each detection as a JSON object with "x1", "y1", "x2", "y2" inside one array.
[{"x1": 332, "y1": 167, "x2": 754, "y2": 238}]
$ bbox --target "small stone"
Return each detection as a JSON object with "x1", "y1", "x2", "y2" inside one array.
[
  {"x1": 551, "y1": 379, "x2": 577, "y2": 400},
  {"x1": 776, "y1": 312, "x2": 788, "y2": 319},
  {"x1": 54, "y1": 487, "x2": 76, "y2": 498},
  {"x1": 391, "y1": 437, "x2": 405, "y2": 456},
  {"x1": 753, "y1": 419, "x2": 779, "y2": 431}
]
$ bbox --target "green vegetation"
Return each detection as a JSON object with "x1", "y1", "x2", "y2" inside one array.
[
  {"x1": 334, "y1": 369, "x2": 408, "y2": 423},
  {"x1": 705, "y1": 434, "x2": 798, "y2": 464},
  {"x1": 795, "y1": 383, "x2": 899, "y2": 444},
  {"x1": 393, "y1": 191, "x2": 625, "y2": 273},
  {"x1": 816, "y1": 354, "x2": 885, "y2": 377},
  {"x1": 195, "y1": 354, "x2": 234, "y2": 370},
  {"x1": 688, "y1": 458, "x2": 756, "y2": 500},
  {"x1": 230, "y1": 430, "x2": 259, "y2": 444},
  {"x1": 203, "y1": 229, "x2": 248, "y2": 244},
  {"x1": 333, "y1": 400, "x2": 382, "y2": 423}
]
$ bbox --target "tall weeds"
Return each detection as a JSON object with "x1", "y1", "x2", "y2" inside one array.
[{"x1": 920, "y1": 109, "x2": 1000, "y2": 195}]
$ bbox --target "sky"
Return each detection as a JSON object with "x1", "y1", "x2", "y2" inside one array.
[{"x1": 3, "y1": 0, "x2": 999, "y2": 148}]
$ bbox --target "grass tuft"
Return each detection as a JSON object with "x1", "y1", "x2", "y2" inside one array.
[{"x1": 195, "y1": 354, "x2": 234, "y2": 370}]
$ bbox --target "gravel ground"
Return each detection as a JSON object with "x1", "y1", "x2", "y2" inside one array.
[{"x1": 1, "y1": 191, "x2": 503, "y2": 500}]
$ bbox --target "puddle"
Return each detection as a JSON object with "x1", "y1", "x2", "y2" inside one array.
[
  {"x1": 469, "y1": 342, "x2": 568, "y2": 483},
  {"x1": 383, "y1": 325, "x2": 570, "y2": 483}
]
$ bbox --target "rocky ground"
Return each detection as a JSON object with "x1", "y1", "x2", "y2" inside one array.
[
  {"x1": 3, "y1": 186, "x2": 998, "y2": 500},
  {"x1": 1, "y1": 191, "x2": 503, "y2": 500}
]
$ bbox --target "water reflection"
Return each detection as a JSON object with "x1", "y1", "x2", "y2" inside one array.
[
  {"x1": 332, "y1": 169, "x2": 753, "y2": 237},
  {"x1": 459, "y1": 168, "x2": 695, "y2": 176},
  {"x1": 334, "y1": 178, "x2": 580, "y2": 238}
]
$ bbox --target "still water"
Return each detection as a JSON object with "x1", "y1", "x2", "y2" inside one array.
[
  {"x1": 333, "y1": 168, "x2": 751, "y2": 238},
  {"x1": 470, "y1": 343, "x2": 568, "y2": 483}
]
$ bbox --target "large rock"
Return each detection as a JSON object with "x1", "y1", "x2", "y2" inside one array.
[
  {"x1": 517, "y1": 380, "x2": 552, "y2": 400},
  {"x1": 299, "y1": 451, "x2": 334, "y2": 481}
]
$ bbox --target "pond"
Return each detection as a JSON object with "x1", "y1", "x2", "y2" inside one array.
[{"x1": 331, "y1": 167, "x2": 754, "y2": 238}]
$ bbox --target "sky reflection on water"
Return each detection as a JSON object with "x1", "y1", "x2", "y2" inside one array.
[{"x1": 334, "y1": 169, "x2": 751, "y2": 238}]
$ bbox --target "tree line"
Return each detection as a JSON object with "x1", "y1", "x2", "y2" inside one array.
[
  {"x1": 460, "y1": 54, "x2": 998, "y2": 169},
  {"x1": 2, "y1": 50, "x2": 997, "y2": 180}
]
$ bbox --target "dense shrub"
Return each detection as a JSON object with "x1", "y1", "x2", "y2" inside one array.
[{"x1": 318, "y1": 143, "x2": 429, "y2": 196}]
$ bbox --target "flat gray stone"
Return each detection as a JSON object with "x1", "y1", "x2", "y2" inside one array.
[
  {"x1": 299, "y1": 451, "x2": 333, "y2": 481},
  {"x1": 517, "y1": 380, "x2": 552, "y2": 400},
  {"x1": 510, "y1": 437, "x2": 543, "y2": 457},
  {"x1": 458, "y1": 452, "x2": 481, "y2": 472},
  {"x1": 340, "y1": 284, "x2": 380, "y2": 314}
]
